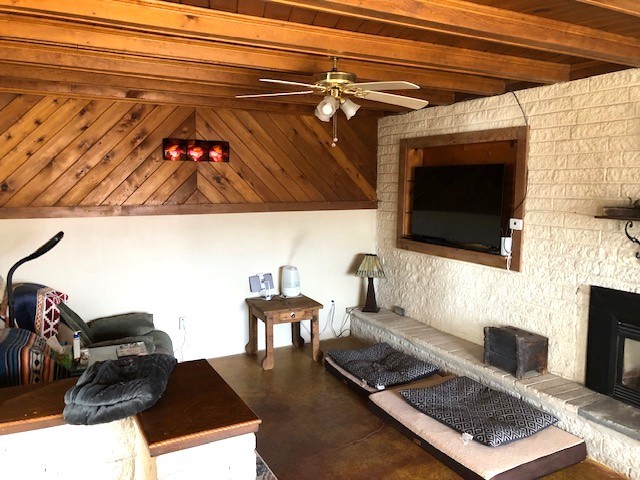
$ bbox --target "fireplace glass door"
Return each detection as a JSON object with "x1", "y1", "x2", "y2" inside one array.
[{"x1": 621, "y1": 337, "x2": 640, "y2": 392}]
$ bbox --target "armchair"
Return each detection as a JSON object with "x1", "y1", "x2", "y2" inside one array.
[
  {"x1": 58, "y1": 303, "x2": 173, "y2": 356},
  {"x1": 1, "y1": 283, "x2": 70, "y2": 387}
]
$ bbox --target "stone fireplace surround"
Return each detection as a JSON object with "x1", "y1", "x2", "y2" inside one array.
[{"x1": 349, "y1": 307, "x2": 640, "y2": 479}]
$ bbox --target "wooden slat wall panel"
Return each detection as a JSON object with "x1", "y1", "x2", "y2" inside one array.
[
  {"x1": 0, "y1": 93, "x2": 377, "y2": 218},
  {"x1": 29, "y1": 102, "x2": 151, "y2": 207},
  {"x1": 103, "y1": 112, "x2": 196, "y2": 206}
]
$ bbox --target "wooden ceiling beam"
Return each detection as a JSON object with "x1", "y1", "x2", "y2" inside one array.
[
  {"x1": 569, "y1": 61, "x2": 627, "y2": 80},
  {"x1": 0, "y1": 0, "x2": 569, "y2": 83},
  {"x1": 3, "y1": 61, "x2": 448, "y2": 110},
  {"x1": 0, "y1": 38, "x2": 504, "y2": 96},
  {"x1": 264, "y1": 0, "x2": 640, "y2": 66},
  {"x1": 0, "y1": 62, "x2": 453, "y2": 112},
  {"x1": 576, "y1": 0, "x2": 640, "y2": 17},
  {"x1": 0, "y1": 76, "x2": 320, "y2": 115}
]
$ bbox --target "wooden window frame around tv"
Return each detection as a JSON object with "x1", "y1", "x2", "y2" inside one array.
[{"x1": 397, "y1": 126, "x2": 529, "y2": 272}]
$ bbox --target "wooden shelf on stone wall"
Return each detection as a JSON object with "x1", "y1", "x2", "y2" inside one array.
[{"x1": 596, "y1": 202, "x2": 640, "y2": 259}]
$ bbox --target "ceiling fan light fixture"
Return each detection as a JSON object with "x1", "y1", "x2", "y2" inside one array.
[
  {"x1": 314, "y1": 106, "x2": 332, "y2": 122},
  {"x1": 317, "y1": 95, "x2": 339, "y2": 117},
  {"x1": 340, "y1": 98, "x2": 361, "y2": 120}
]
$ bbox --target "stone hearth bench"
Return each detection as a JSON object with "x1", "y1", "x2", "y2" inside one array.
[
  {"x1": 0, "y1": 359, "x2": 260, "y2": 479},
  {"x1": 349, "y1": 308, "x2": 640, "y2": 479}
]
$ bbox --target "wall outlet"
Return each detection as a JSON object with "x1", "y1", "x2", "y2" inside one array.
[{"x1": 509, "y1": 218, "x2": 523, "y2": 231}]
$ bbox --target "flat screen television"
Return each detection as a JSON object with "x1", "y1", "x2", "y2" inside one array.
[{"x1": 411, "y1": 163, "x2": 505, "y2": 254}]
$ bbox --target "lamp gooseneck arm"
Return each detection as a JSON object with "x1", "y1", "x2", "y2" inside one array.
[{"x1": 5, "y1": 231, "x2": 64, "y2": 327}]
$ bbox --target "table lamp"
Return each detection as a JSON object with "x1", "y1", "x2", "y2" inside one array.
[{"x1": 355, "y1": 254, "x2": 385, "y2": 313}]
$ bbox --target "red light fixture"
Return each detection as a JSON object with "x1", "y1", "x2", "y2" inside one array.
[{"x1": 163, "y1": 138, "x2": 230, "y2": 162}]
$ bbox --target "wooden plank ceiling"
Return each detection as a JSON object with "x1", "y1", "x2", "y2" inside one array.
[
  {"x1": 0, "y1": 0, "x2": 637, "y2": 110},
  {"x1": 0, "y1": 0, "x2": 640, "y2": 107},
  {"x1": 0, "y1": 0, "x2": 638, "y2": 217}
]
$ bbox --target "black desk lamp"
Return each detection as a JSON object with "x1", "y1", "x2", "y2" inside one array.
[
  {"x1": 5, "y1": 231, "x2": 64, "y2": 327},
  {"x1": 355, "y1": 254, "x2": 385, "y2": 313}
]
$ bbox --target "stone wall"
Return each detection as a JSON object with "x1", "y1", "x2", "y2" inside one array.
[{"x1": 376, "y1": 68, "x2": 640, "y2": 382}]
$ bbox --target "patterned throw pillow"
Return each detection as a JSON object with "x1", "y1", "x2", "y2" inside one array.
[
  {"x1": 12, "y1": 283, "x2": 68, "y2": 339},
  {"x1": 400, "y1": 376, "x2": 558, "y2": 447},
  {"x1": 328, "y1": 342, "x2": 439, "y2": 388}
]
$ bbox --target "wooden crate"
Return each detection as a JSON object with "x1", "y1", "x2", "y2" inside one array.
[{"x1": 484, "y1": 326, "x2": 548, "y2": 378}]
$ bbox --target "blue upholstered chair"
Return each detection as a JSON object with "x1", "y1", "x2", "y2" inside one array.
[{"x1": 1, "y1": 283, "x2": 70, "y2": 387}]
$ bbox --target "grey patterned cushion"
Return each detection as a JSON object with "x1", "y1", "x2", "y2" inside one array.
[
  {"x1": 400, "y1": 376, "x2": 558, "y2": 447},
  {"x1": 327, "y1": 342, "x2": 438, "y2": 388}
]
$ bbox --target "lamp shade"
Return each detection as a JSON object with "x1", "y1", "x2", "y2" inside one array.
[
  {"x1": 340, "y1": 98, "x2": 361, "y2": 120},
  {"x1": 314, "y1": 106, "x2": 332, "y2": 122},
  {"x1": 355, "y1": 254, "x2": 385, "y2": 278},
  {"x1": 316, "y1": 95, "x2": 338, "y2": 119}
]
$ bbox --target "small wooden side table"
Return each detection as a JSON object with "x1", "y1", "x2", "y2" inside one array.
[{"x1": 245, "y1": 295, "x2": 323, "y2": 370}]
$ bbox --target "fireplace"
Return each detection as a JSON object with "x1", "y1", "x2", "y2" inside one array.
[{"x1": 586, "y1": 286, "x2": 640, "y2": 408}]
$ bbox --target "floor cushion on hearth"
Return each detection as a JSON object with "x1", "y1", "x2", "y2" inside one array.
[
  {"x1": 325, "y1": 355, "x2": 448, "y2": 396},
  {"x1": 325, "y1": 342, "x2": 439, "y2": 395},
  {"x1": 368, "y1": 376, "x2": 586, "y2": 480},
  {"x1": 400, "y1": 376, "x2": 558, "y2": 447}
]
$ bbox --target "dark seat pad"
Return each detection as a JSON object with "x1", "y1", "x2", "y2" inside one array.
[{"x1": 327, "y1": 342, "x2": 438, "y2": 389}]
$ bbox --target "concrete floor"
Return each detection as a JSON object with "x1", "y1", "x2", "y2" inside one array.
[{"x1": 210, "y1": 336, "x2": 626, "y2": 480}]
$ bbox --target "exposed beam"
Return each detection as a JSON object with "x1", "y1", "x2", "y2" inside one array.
[
  {"x1": 0, "y1": 202, "x2": 378, "y2": 219},
  {"x1": 0, "y1": 38, "x2": 504, "y2": 96},
  {"x1": 570, "y1": 61, "x2": 627, "y2": 80},
  {"x1": 264, "y1": 0, "x2": 640, "y2": 66},
  {"x1": 0, "y1": 0, "x2": 569, "y2": 83},
  {"x1": 0, "y1": 62, "x2": 453, "y2": 111},
  {"x1": 0, "y1": 76, "x2": 317, "y2": 114},
  {"x1": 577, "y1": 0, "x2": 640, "y2": 17}
]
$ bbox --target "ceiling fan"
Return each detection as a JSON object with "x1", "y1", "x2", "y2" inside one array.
[{"x1": 236, "y1": 58, "x2": 429, "y2": 146}]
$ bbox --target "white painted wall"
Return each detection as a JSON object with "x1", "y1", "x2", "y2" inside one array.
[
  {"x1": 0, "y1": 209, "x2": 376, "y2": 361},
  {"x1": 376, "y1": 68, "x2": 640, "y2": 382}
]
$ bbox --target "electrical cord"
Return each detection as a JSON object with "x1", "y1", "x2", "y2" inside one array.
[
  {"x1": 175, "y1": 318, "x2": 186, "y2": 362},
  {"x1": 511, "y1": 91, "x2": 529, "y2": 126},
  {"x1": 332, "y1": 306, "x2": 355, "y2": 338},
  {"x1": 301, "y1": 299, "x2": 335, "y2": 338},
  {"x1": 510, "y1": 90, "x2": 529, "y2": 216}
]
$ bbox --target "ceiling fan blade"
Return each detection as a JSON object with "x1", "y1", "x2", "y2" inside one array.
[
  {"x1": 349, "y1": 81, "x2": 419, "y2": 91},
  {"x1": 235, "y1": 91, "x2": 315, "y2": 99},
  {"x1": 260, "y1": 78, "x2": 322, "y2": 89},
  {"x1": 361, "y1": 90, "x2": 429, "y2": 110}
]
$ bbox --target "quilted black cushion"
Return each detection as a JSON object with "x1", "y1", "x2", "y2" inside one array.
[
  {"x1": 400, "y1": 376, "x2": 558, "y2": 447},
  {"x1": 327, "y1": 342, "x2": 438, "y2": 388},
  {"x1": 63, "y1": 353, "x2": 176, "y2": 425}
]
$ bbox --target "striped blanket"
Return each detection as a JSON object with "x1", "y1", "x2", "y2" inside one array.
[{"x1": 0, "y1": 327, "x2": 69, "y2": 387}]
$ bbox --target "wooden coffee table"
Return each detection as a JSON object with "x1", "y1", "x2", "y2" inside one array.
[{"x1": 245, "y1": 295, "x2": 323, "y2": 370}]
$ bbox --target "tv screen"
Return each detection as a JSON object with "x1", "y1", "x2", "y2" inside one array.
[{"x1": 411, "y1": 164, "x2": 505, "y2": 254}]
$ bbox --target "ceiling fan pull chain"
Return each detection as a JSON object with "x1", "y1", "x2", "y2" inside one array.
[{"x1": 331, "y1": 114, "x2": 338, "y2": 148}]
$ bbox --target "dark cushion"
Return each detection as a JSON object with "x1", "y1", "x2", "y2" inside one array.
[
  {"x1": 63, "y1": 353, "x2": 176, "y2": 425},
  {"x1": 327, "y1": 342, "x2": 439, "y2": 388},
  {"x1": 400, "y1": 376, "x2": 558, "y2": 447},
  {"x1": 147, "y1": 329, "x2": 174, "y2": 356},
  {"x1": 58, "y1": 303, "x2": 95, "y2": 345},
  {"x1": 88, "y1": 312, "x2": 155, "y2": 342}
]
